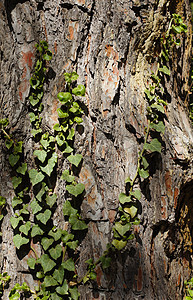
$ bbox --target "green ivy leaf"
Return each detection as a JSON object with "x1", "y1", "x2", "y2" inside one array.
[
  {"x1": 63, "y1": 143, "x2": 73, "y2": 153},
  {"x1": 12, "y1": 196, "x2": 22, "y2": 209},
  {"x1": 66, "y1": 240, "x2": 79, "y2": 250},
  {"x1": 139, "y1": 168, "x2": 149, "y2": 179},
  {"x1": 36, "y1": 209, "x2": 52, "y2": 225},
  {"x1": 13, "y1": 234, "x2": 29, "y2": 249},
  {"x1": 44, "y1": 276, "x2": 58, "y2": 287},
  {"x1": 66, "y1": 183, "x2": 85, "y2": 197},
  {"x1": 48, "y1": 228, "x2": 63, "y2": 241},
  {"x1": 144, "y1": 138, "x2": 162, "y2": 153},
  {"x1": 41, "y1": 237, "x2": 54, "y2": 251},
  {"x1": 119, "y1": 193, "x2": 132, "y2": 204},
  {"x1": 71, "y1": 72, "x2": 79, "y2": 81},
  {"x1": 9, "y1": 154, "x2": 20, "y2": 167},
  {"x1": 30, "y1": 199, "x2": 42, "y2": 214},
  {"x1": 29, "y1": 169, "x2": 44, "y2": 186},
  {"x1": 19, "y1": 221, "x2": 31, "y2": 235},
  {"x1": 112, "y1": 239, "x2": 127, "y2": 250},
  {"x1": 62, "y1": 258, "x2": 75, "y2": 272},
  {"x1": 49, "y1": 244, "x2": 63, "y2": 260},
  {"x1": 142, "y1": 156, "x2": 149, "y2": 169},
  {"x1": 29, "y1": 96, "x2": 39, "y2": 106},
  {"x1": 31, "y1": 128, "x2": 42, "y2": 137},
  {"x1": 56, "y1": 280, "x2": 68, "y2": 295},
  {"x1": 57, "y1": 92, "x2": 72, "y2": 104},
  {"x1": 63, "y1": 200, "x2": 78, "y2": 217},
  {"x1": 69, "y1": 102, "x2": 80, "y2": 113},
  {"x1": 42, "y1": 50, "x2": 53, "y2": 61},
  {"x1": 53, "y1": 266, "x2": 65, "y2": 285},
  {"x1": 34, "y1": 150, "x2": 47, "y2": 163},
  {"x1": 9, "y1": 291, "x2": 20, "y2": 300},
  {"x1": 27, "y1": 257, "x2": 36, "y2": 269},
  {"x1": 16, "y1": 163, "x2": 27, "y2": 175},
  {"x1": 150, "y1": 121, "x2": 165, "y2": 133},
  {"x1": 40, "y1": 153, "x2": 57, "y2": 176},
  {"x1": 74, "y1": 117, "x2": 83, "y2": 124},
  {"x1": 61, "y1": 170, "x2": 75, "y2": 182},
  {"x1": 67, "y1": 154, "x2": 83, "y2": 167},
  {"x1": 67, "y1": 128, "x2": 75, "y2": 140},
  {"x1": 31, "y1": 224, "x2": 44, "y2": 237},
  {"x1": 69, "y1": 215, "x2": 88, "y2": 230},
  {"x1": 114, "y1": 222, "x2": 131, "y2": 236},
  {"x1": 36, "y1": 182, "x2": 48, "y2": 201},
  {"x1": 56, "y1": 133, "x2": 65, "y2": 146},
  {"x1": 61, "y1": 231, "x2": 74, "y2": 243},
  {"x1": 10, "y1": 216, "x2": 23, "y2": 229},
  {"x1": 53, "y1": 123, "x2": 61, "y2": 131},
  {"x1": 100, "y1": 256, "x2": 111, "y2": 269},
  {"x1": 5, "y1": 139, "x2": 13, "y2": 149},
  {"x1": 69, "y1": 286, "x2": 80, "y2": 300},
  {"x1": 39, "y1": 254, "x2": 56, "y2": 273},
  {"x1": 124, "y1": 205, "x2": 138, "y2": 218},
  {"x1": 72, "y1": 84, "x2": 86, "y2": 96},
  {"x1": 51, "y1": 293, "x2": 63, "y2": 300},
  {"x1": 46, "y1": 193, "x2": 57, "y2": 208},
  {"x1": 159, "y1": 65, "x2": 170, "y2": 75},
  {"x1": 14, "y1": 141, "x2": 23, "y2": 154},
  {"x1": 151, "y1": 103, "x2": 165, "y2": 114},
  {"x1": 57, "y1": 108, "x2": 69, "y2": 119}
]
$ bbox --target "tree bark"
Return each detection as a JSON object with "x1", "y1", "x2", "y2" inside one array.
[{"x1": 0, "y1": 0, "x2": 193, "y2": 299}]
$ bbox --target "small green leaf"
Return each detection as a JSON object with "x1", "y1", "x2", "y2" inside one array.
[
  {"x1": 46, "y1": 193, "x2": 57, "y2": 208},
  {"x1": 48, "y1": 228, "x2": 63, "y2": 241},
  {"x1": 29, "y1": 169, "x2": 44, "y2": 186},
  {"x1": 66, "y1": 183, "x2": 85, "y2": 197},
  {"x1": 67, "y1": 128, "x2": 75, "y2": 140},
  {"x1": 69, "y1": 286, "x2": 80, "y2": 300},
  {"x1": 63, "y1": 200, "x2": 78, "y2": 217},
  {"x1": 124, "y1": 205, "x2": 138, "y2": 218},
  {"x1": 144, "y1": 138, "x2": 162, "y2": 153},
  {"x1": 19, "y1": 221, "x2": 31, "y2": 235},
  {"x1": 12, "y1": 196, "x2": 22, "y2": 209},
  {"x1": 67, "y1": 154, "x2": 83, "y2": 167},
  {"x1": 53, "y1": 266, "x2": 65, "y2": 285},
  {"x1": 40, "y1": 153, "x2": 57, "y2": 176},
  {"x1": 69, "y1": 215, "x2": 88, "y2": 230},
  {"x1": 41, "y1": 237, "x2": 54, "y2": 251},
  {"x1": 100, "y1": 256, "x2": 111, "y2": 269},
  {"x1": 61, "y1": 170, "x2": 75, "y2": 182},
  {"x1": 112, "y1": 239, "x2": 127, "y2": 250},
  {"x1": 10, "y1": 216, "x2": 23, "y2": 229},
  {"x1": 119, "y1": 193, "x2": 132, "y2": 204},
  {"x1": 34, "y1": 150, "x2": 47, "y2": 163},
  {"x1": 44, "y1": 275, "x2": 58, "y2": 287},
  {"x1": 16, "y1": 163, "x2": 27, "y2": 175},
  {"x1": 56, "y1": 280, "x2": 68, "y2": 295},
  {"x1": 9, "y1": 154, "x2": 20, "y2": 167},
  {"x1": 61, "y1": 231, "x2": 74, "y2": 243},
  {"x1": 72, "y1": 84, "x2": 86, "y2": 96},
  {"x1": 27, "y1": 257, "x2": 36, "y2": 269},
  {"x1": 71, "y1": 72, "x2": 79, "y2": 81},
  {"x1": 150, "y1": 121, "x2": 165, "y2": 133},
  {"x1": 31, "y1": 128, "x2": 42, "y2": 137},
  {"x1": 31, "y1": 199, "x2": 42, "y2": 214},
  {"x1": 62, "y1": 258, "x2": 75, "y2": 272},
  {"x1": 53, "y1": 123, "x2": 61, "y2": 131},
  {"x1": 159, "y1": 65, "x2": 170, "y2": 75},
  {"x1": 13, "y1": 141, "x2": 23, "y2": 154},
  {"x1": 66, "y1": 240, "x2": 79, "y2": 250},
  {"x1": 57, "y1": 108, "x2": 69, "y2": 119},
  {"x1": 36, "y1": 209, "x2": 52, "y2": 225},
  {"x1": 39, "y1": 254, "x2": 56, "y2": 273},
  {"x1": 0, "y1": 196, "x2": 6, "y2": 207},
  {"x1": 42, "y1": 50, "x2": 53, "y2": 61},
  {"x1": 13, "y1": 234, "x2": 29, "y2": 249},
  {"x1": 114, "y1": 222, "x2": 131, "y2": 236},
  {"x1": 49, "y1": 244, "x2": 63, "y2": 260},
  {"x1": 63, "y1": 144, "x2": 73, "y2": 154},
  {"x1": 142, "y1": 156, "x2": 149, "y2": 169},
  {"x1": 29, "y1": 96, "x2": 39, "y2": 106},
  {"x1": 56, "y1": 133, "x2": 65, "y2": 146},
  {"x1": 5, "y1": 139, "x2": 13, "y2": 149},
  {"x1": 57, "y1": 92, "x2": 72, "y2": 103},
  {"x1": 151, "y1": 103, "x2": 165, "y2": 114},
  {"x1": 9, "y1": 291, "x2": 20, "y2": 300},
  {"x1": 74, "y1": 117, "x2": 83, "y2": 124},
  {"x1": 139, "y1": 168, "x2": 149, "y2": 179},
  {"x1": 31, "y1": 225, "x2": 44, "y2": 237}
]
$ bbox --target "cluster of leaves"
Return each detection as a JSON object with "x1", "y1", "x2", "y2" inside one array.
[
  {"x1": 184, "y1": 278, "x2": 193, "y2": 300},
  {"x1": 0, "y1": 272, "x2": 10, "y2": 297}
]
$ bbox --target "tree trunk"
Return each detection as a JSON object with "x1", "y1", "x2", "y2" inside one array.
[{"x1": 0, "y1": 0, "x2": 193, "y2": 299}]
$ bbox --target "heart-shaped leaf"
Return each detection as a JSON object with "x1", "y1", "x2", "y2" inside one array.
[
  {"x1": 114, "y1": 222, "x2": 131, "y2": 236},
  {"x1": 56, "y1": 280, "x2": 68, "y2": 295},
  {"x1": 57, "y1": 108, "x2": 69, "y2": 119},
  {"x1": 62, "y1": 258, "x2": 75, "y2": 272},
  {"x1": 124, "y1": 205, "x2": 138, "y2": 218},
  {"x1": 130, "y1": 190, "x2": 141, "y2": 200},
  {"x1": 31, "y1": 225, "x2": 44, "y2": 237},
  {"x1": 44, "y1": 275, "x2": 58, "y2": 287},
  {"x1": 139, "y1": 168, "x2": 149, "y2": 179},
  {"x1": 57, "y1": 92, "x2": 72, "y2": 103},
  {"x1": 53, "y1": 266, "x2": 65, "y2": 285},
  {"x1": 119, "y1": 193, "x2": 131, "y2": 204},
  {"x1": 29, "y1": 169, "x2": 44, "y2": 186},
  {"x1": 48, "y1": 228, "x2": 62, "y2": 241},
  {"x1": 40, "y1": 153, "x2": 57, "y2": 176},
  {"x1": 9, "y1": 154, "x2": 20, "y2": 167},
  {"x1": 72, "y1": 84, "x2": 85, "y2": 96},
  {"x1": 16, "y1": 163, "x2": 27, "y2": 175},
  {"x1": 46, "y1": 193, "x2": 57, "y2": 208},
  {"x1": 63, "y1": 201, "x2": 78, "y2": 217},
  {"x1": 27, "y1": 257, "x2": 36, "y2": 269},
  {"x1": 12, "y1": 176, "x2": 22, "y2": 189},
  {"x1": 67, "y1": 128, "x2": 75, "y2": 140},
  {"x1": 12, "y1": 196, "x2": 22, "y2": 209},
  {"x1": 39, "y1": 254, "x2": 56, "y2": 273},
  {"x1": 67, "y1": 154, "x2": 83, "y2": 167},
  {"x1": 49, "y1": 244, "x2": 63, "y2": 260},
  {"x1": 10, "y1": 216, "x2": 23, "y2": 229},
  {"x1": 34, "y1": 150, "x2": 47, "y2": 163},
  {"x1": 19, "y1": 221, "x2": 31, "y2": 235},
  {"x1": 13, "y1": 234, "x2": 29, "y2": 249},
  {"x1": 66, "y1": 183, "x2": 85, "y2": 197},
  {"x1": 41, "y1": 237, "x2": 54, "y2": 251},
  {"x1": 69, "y1": 215, "x2": 88, "y2": 230},
  {"x1": 61, "y1": 170, "x2": 75, "y2": 182},
  {"x1": 144, "y1": 138, "x2": 162, "y2": 153},
  {"x1": 69, "y1": 286, "x2": 80, "y2": 300},
  {"x1": 36, "y1": 209, "x2": 51, "y2": 225},
  {"x1": 112, "y1": 239, "x2": 127, "y2": 250},
  {"x1": 30, "y1": 199, "x2": 42, "y2": 214}
]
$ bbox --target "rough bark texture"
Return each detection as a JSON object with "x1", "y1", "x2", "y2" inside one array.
[{"x1": 0, "y1": 0, "x2": 193, "y2": 299}]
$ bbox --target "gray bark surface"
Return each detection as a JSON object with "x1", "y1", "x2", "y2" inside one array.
[{"x1": 0, "y1": 0, "x2": 193, "y2": 299}]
